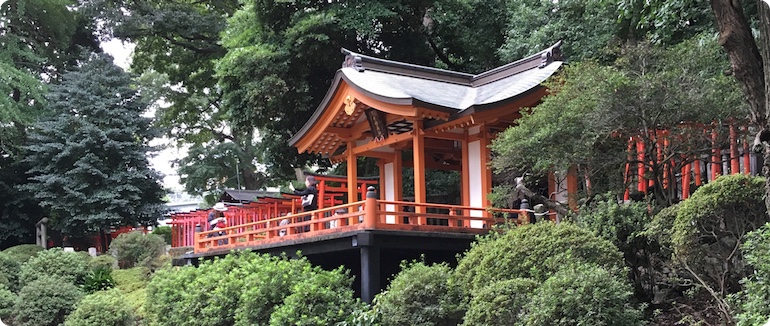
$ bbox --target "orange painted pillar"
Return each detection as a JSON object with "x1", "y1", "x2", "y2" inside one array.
[
  {"x1": 412, "y1": 120, "x2": 427, "y2": 220},
  {"x1": 693, "y1": 160, "x2": 702, "y2": 186},
  {"x1": 681, "y1": 162, "x2": 691, "y2": 200},
  {"x1": 730, "y1": 124, "x2": 739, "y2": 174},
  {"x1": 347, "y1": 141, "x2": 358, "y2": 204},
  {"x1": 636, "y1": 138, "x2": 647, "y2": 194},
  {"x1": 567, "y1": 165, "x2": 578, "y2": 210},
  {"x1": 461, "y1": 132, "x2": 470, "y2": 215}
]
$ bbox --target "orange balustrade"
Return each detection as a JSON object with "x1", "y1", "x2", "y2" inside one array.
[{"x1": 192, "y1": 198, "x2": 526, "y2": 254}]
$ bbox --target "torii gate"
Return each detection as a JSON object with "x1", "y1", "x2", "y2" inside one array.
[{"x1": 290, "y1": 41, "x2": 566, "y2": 216}]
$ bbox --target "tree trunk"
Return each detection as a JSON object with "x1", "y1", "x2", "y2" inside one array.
[{"x1": 712, "y1": 0, "x2": 770, "y2": 215}]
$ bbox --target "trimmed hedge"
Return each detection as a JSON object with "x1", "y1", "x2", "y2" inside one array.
[
  {"x1": 376, "y1": 261, "x2": 463, "y2": 326},
  {"x1": 13, "y1": 275, "x2": 83, "y2": 326},
  {"x1": 64, "y1": 289, "x2": 136, "y2": 326},
  {"x1": 19, "y1": 248, "x2": 89, "y2": 286}
]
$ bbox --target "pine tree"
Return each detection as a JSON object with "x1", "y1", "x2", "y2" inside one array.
[{"x1": 22, "y1": 53, "x2": 166, "y2": 237}]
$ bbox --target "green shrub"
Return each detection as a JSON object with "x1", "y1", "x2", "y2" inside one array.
[
  {"x1": 575, "y1": 193, "x2": 650, "y2": 253},
  {"x1": 146, "y1": 252, "x2": 359, "y2": 326},
  {"x1": 13, "y1": 275, "x2": 84, "y2": 326},
  {"x1": 461, "y1": 278, "x2": 538, "y2": 326},
  {"x1": 522, "y1": 263, "x2": 644, "y2": 326},
  {"x1": 453, "y1": 222, "x2": 623, "y2": 295},
  {"x1": 82, "y1": 268, "x2": 116, "y2": 293},
  {"x1": 0, "y1": 253, "x2": 20, "y2": 292},
  {"x1": 0, "y1": 284, "x2": 16, "y2": 322},
  {"x1": 63, "y1": 289, "x2": 136, "y2": 326},
  {"x1": 2, "y1": 244, "x2": 43, "y2": 263},
  {"x1": 152, "y1": 225, "x2": 173, "y2": 245},
  {"x1": 269, "y1": 267, "x2": 361, "y2": 326},
  {"x1": 109, "y1": 231, "x2": 166, "y2": 268},
  {"x1": 733, "y1": 223, "x2": 770, "y2": 325},
  {"x1": 88, "y1": 254, "x2": 117, "y2": 271},
  {"x1": 19, "y1": 248, "x2": 89, "y2": 286},
  {"x1": 645, "y1": 204, "x2": 679, "y2": 251},
  {"x1": 672, "y1": 174, "x2": 767, "y2": 323},
  {"x1": 112, "y1": 267, "x2": 150, "y2": 320},
  {"x1": 376, "y1": 261, "x2": 463, "y2": 326}
]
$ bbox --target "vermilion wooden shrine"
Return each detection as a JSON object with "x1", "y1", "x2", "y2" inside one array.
[{"x1": 173, "y1": 42, "x2": 565, "y2": 301}]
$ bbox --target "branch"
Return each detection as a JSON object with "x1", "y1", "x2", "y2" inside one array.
[{"x1": 514, "y1": 180, "x2": 569, "y2": 217}]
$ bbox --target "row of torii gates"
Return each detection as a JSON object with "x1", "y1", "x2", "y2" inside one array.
[{"x1": 171, "y1": 41, "x2": 757, "y2": 302}]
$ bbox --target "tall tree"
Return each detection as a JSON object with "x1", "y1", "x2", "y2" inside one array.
[
  {"x1": 22, "y1": 53, "x2": 166, "y2": 237},
  {"x1": 0, "y1": 0, "x2": 101, "y2": 247},
  {"x1": 491, "y1": 37, "x2": 746, "y2": 207}
]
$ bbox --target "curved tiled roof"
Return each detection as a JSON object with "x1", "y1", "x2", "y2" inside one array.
[{"x1": 290, "y1": 41, "x2": 563, "y2": 147}]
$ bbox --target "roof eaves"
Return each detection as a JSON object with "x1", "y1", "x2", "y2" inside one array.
[
  {"x1": 289, "y1": 72, "x2": 346, "y2": 147},
  {"x1": 471, "y1": 40, "x2": 563, "y2": 87}
]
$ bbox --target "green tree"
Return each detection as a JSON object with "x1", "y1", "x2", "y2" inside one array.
[
  {"x1": 1, "y1": 0, "x2": 101, "y2": 247},
  {"x1": 491, "y1": 36, "x2": 746, "y2": 207},
  {"x1": 22, "y1": 53, "x2": 166, "y2": 237}
]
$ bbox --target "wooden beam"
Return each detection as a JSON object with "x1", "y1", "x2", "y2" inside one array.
[{"x1": 352, "y1": 131, "x2": 414, "y2": 155}]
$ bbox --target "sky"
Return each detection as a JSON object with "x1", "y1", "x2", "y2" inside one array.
[{"x1": 101, "y1": 39, "x2": 187, "y2": 192}]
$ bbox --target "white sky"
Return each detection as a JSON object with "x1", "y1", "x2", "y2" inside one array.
[{"x1": 101, "y1": 39, "x2": 186, "y2": 192}]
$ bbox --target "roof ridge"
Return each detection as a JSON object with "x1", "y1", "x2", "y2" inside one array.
[{"x1": 340, "y1": 40, "x2": 563, "y2": 88}]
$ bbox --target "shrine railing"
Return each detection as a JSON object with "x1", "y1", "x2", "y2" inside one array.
[{"x1": 193, "y1": 191, "x2": 525, "y2": 254}]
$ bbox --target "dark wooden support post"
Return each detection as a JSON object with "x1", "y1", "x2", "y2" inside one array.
[{"x1": 360, "y1": 245, "x2": 380, "y2": 303}]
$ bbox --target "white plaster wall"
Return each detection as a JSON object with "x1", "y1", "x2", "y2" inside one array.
[
  {"x1": 468, "y1": 140, "x2": 484, "y2": 228},
  {"x1": 384, "y1": 162, "x2": 396, "y2": 224}
]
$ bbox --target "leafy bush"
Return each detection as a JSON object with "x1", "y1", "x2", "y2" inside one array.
[
  {"x1": 13, "y1": 275, "x2": 84, "y2": 326},
  {"x1": 109, "y1": 231, "x2": 166, "y2": 268},
  {"x1": 522, "y1": 263, "x2": 644, "y2": 326},
  {"x1": 375, "y1": 261, "x2": 463, "y2": 326},
  {"x1": 269, "y1": 267, "x2": 362, "y2": 326},
  {"x1": 152, "y1": 225, "x2": 173, "y2": 245},
  {"x1": 672, "y1": 174, "x2": 767, "y2": 322},
  {"x1": 19, "y1": 248, "x2": 89, "y2": 286},
  {"x1": 63, "y1": 289, "x2": 136, "y2": 326},
  {"x1": 82, "y1": 268, "x2": 116, "y2": 293},
  {"x1": 575, "y1": 193, "x2": 650, "y2": 253},
  {"x1": 645, "y1": 204, "x2": 679, "y2": 251},
  {"x1": 88, "y1": 254, "x2": 117, "y2": 271},
  {"x1": 146, "y1": 252, "x2": 359, "y2": 326},
  {"x1": 2, "y1": 244, "x2": 43, "y2": 263},
  {"x1": 461, "y1": 278, "x2": 538, "y2": 326},
  {"x1": 733, "y1": 223, "x2": 770, "y2": 325},
  {"x1": 112, "y1": 267, "x2": 150, "y2": 320},
  {"x1": 0, "y1": 253, "x2": 20, "y2": 292},
  {"x1": 0, "y1": 284, "x2": 16, "y2": 322},
  {"x1": 453, "y1": 222, "x2": 623, "y2": 295}
]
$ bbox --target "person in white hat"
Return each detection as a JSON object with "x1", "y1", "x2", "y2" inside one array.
[{"x1": 207, "y1": 202, "x2": 229, "y2": 242}]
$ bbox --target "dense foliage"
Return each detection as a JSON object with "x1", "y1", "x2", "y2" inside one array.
[
  {"x1": 0, "y1": 284, "x2": 15, "y2": 322},
  {"x1": 673, "y1": 174, "x2": 767, "y2": 322},
  {"x1": 461, "y1": 278, "x2": 538, "y2": 326},
  {"x1": 734, "y1": 223, "x2": 770, "y2": 325},
  {"x1": 109, "y1": 231, "x2": 166, "y2": 268},
  {"x1": 63, "y1": 289, "x2": 136, "y2": 326},
  {"x1": 453, "y1": 222, "x2": 623, "y2": 294},
  {"x1": 523, "y1": 263, "x2": 644, "y2": 326},
  {"x1": 375, "y1": 261, "x2": 463, "y2": 326},
  {"x1": 12, "y1": 275, "x2": 84, "y2": 326},
  {"x1": 145, "y1": 252, "x2": 360, "y2": 326},
  {"x1": 19, "y1": 248, "x2": 89, "y2": 286}
]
